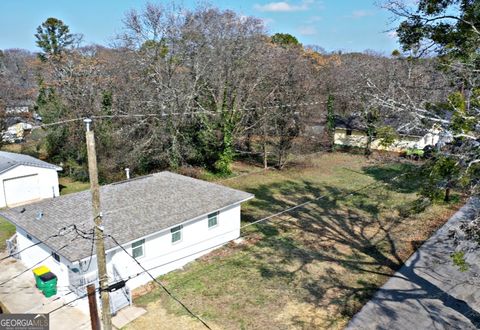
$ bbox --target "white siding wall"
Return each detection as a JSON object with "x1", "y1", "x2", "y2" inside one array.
[
  {"x1": 16, "y1": 227, "x2": 72, "y2": 290},
  {"x1": 109, "y1": 203, "x2": 241, "y2": 289},
  {"x1": 334, "y1": 129, "x2": 440, "y2": 152},
  {"x1": 0, "y1": 165, "x2": 60, "y2": 208},
  {"x1": 14, "y1": 202, "x2": 243, "y2": 303}
]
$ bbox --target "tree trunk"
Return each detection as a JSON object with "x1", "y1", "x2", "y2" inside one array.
[
  {"x1": 444, "y1": 187, "x2": 451, "y2": 202},
  {"x1": 365, "y1": 135, "x2": 372, "y2": 157},
  {"x1": 263, "y1": 141, "x2": 268, "y2": 169},
  {"x1": 262, "y1": 119, "x2": 268, "y2": 169}
]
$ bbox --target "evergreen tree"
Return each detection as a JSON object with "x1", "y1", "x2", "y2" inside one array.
[{"x1": 35, "y1": 17, "x2": 75, "y2": 59}]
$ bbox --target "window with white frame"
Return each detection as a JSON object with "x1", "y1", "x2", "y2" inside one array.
[
  {"x1": 171, "y1": 225, "x2": 183, "y2": 243},
  {"x1": 132, "y1": 239, "x2": 145, "y2": 259},
  {"x1": 208, "y1": 212, "x2": 218, "y2": 228}
]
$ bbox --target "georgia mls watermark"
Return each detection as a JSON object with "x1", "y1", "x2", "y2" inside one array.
[{"x1": 0, "y1": 314, "x2": 49, "y2": 330}]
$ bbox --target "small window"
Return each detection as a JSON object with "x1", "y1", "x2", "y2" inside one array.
[
  {"x1": 346, "y1": 129, "x2": 353, "y2": 136},
  {"x1": 132, "y1": 239, "x2": 145, "y2": 259},
  {"x1": 52, "y1": 252, "x2": 60, "y2": 262},
  {"x1": 171, "y1": 225, "x2": 183, "y2": 243},
  {"x1": 208, "y1": 212, "x2": 218, "y2": 228},
  {"x1": 26, "y1": 234, "x2": 32, "y2": 241}
]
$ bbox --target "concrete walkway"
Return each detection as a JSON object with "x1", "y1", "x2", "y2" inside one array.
[
  {"x1": 348, "y1": 198, "x2": 480, "y2": 330},
  {"x1": 0, "y1": 254, "x2": 90, "y2": 330}
]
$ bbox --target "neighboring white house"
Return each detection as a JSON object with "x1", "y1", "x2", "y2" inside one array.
[
  {"x1": 1, "y1": 172, "x2": 254, "y2": 314},
  {"x1": 0, "y1": 151, "x2": 62, "y2": 208},
  {"x1": 3, "y1": 122, "x2": 34, "y2": 143},
  {"x1": 334, "y1": 116, "x2": 442, "y2": 152}
]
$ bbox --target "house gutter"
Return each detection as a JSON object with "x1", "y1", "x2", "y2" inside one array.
[
  {"x1": 1, "y1": 193, "x2": 254, "y2": 264},
  {"x1": 81, "y1": 195, "x2": 255, "y2": 263}
]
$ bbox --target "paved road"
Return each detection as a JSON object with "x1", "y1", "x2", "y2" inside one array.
[{"x1": 348, "y1": 198, "x2": 480, "y2": 330}]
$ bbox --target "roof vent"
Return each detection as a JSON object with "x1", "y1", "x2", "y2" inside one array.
[{"x1": 35, "y1": 211, "x2": 43, "y2": 221}]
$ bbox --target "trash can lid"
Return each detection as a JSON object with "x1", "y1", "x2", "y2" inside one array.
[
  {"x1": 33, "y1": 265, "x2": 50, "y2": 276},
  {"x1": 39, "y1": 272, "x2": 57, "y2": 282}
]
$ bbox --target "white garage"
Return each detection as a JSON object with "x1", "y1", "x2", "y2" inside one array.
[{"x1": 0, "y1": 151, "x2": 62, "y2": 208}]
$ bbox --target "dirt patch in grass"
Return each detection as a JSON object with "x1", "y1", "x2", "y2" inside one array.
[{"x1": 126, "y1": 152, "x2": 462, "y2": 330}]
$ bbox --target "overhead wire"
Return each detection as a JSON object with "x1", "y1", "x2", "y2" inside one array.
[
  {"x1": 0, "y1": 224, "x2": 77, "y2": 261},
  {"x1": 27, "y1": 99, "x2": 325, "y2": 131},
  {"x1": 0, "y1": 235, "x2": 82, "y2": 287},
  {"x1": 106, "y1": 171, "x2": 407, "y2": 295},
  {"x1": 39, "y1": 165, "x2": 406, "y2": 319},
  {"x1": 107, "y1": 234, "x2": 212, "y2": 330}
]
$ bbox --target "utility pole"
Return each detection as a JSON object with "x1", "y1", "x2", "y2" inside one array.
[
  {"x1": 87, "y1": 284, "x2": 100, "y2": 330},
  {"x1": 84, "y1": 118, "x2": 112, "y2": 330}
]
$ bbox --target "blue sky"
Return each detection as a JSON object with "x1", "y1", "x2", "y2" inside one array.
[{"x1": 0, "y1": 0, "x2": 400, "y2": 54}]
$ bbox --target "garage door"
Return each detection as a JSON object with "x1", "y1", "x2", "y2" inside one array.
[{"x1": 3, "y1": 174, "x2": 41, "y2": 207}]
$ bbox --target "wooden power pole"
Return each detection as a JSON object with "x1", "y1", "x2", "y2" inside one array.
[
  {"x1": 87, "y1": 284, "x2": 100, "y2": 330},
  {"x1": 84, "y1": 118, "x2": 112, "y2": 330}
]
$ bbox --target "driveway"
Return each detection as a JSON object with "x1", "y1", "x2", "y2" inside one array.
[
  {"x1": 348, "y1": 198, "x2": 480, "y2": 330},
  {"x1": 0, "y1": 253, "x2": 90, "y2": 330}
]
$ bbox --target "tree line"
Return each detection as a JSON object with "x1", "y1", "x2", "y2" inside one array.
[{"x1": 0, "y1": 2, "x2": 473, "y2": 190}]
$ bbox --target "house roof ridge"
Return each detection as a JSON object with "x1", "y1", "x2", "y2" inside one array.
[
  {"x1": 0, "y1": 151, "x2": 62, "y2": 174},
  {"x1": 0, "y1": 171, "x2": 254, "y2": 261}
]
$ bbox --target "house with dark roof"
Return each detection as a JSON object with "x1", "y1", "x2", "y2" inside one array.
[
  {"x1": 0, "y1": 151, "x2": 62, "y2": 208},
  {"x1": 1, "y1": 171, "x2": 254, "y2": 314},
  {"x1": 334, "y1": 116, "x2": 442, "y2": 152}
]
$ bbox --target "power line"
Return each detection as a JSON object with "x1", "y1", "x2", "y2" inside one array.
[
  {"x1": 108, "y1": 234, "x2": 212, "y2": 330},
  {"x1": 28, "y1": 99, "x2": 325, "y2": 131},
  {"x1": 109, "y1": 171, "x2": 406, "y2": 291},
  {"x1": 0, "y1": 224, "x2": 77, "y2": 261},
  {"x1": 79, "y1": 229, "x2": 96, "y2": 273},
  {"x1": 0, "y1": 236, "x2": 81, "y2": 287},
  {"x1": 42, "y1": 167, "x2": 404, "y2": 318},
  {"x1": 47, "y1": 290, "x2": 93, "y2": 315}
]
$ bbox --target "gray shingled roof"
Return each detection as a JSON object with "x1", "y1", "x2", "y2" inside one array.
[
  {"x1": 0, "y1": 151, "x2": 62, "y2": 174},
  {"x1": 0, "y1": 172, "x2": 253, "y2": 262}
]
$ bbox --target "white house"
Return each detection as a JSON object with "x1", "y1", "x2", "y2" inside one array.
[
  {"x1": 0, "y1": 151, "x2": 62, "y2": 208},
  {"x1": 334, "y1": 116, "x2": 442, "y2": 152},
  {"x1": 1, "y1": 172, "x2": 254, "y2": 314}
]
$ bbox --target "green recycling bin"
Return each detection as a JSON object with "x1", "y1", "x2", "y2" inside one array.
[
  {"x1": 39, "y1": 272, "x2": 57, "y2": 298},
  {"x1": 32, "y1": 265, "x2": 50, "y2": 290}
]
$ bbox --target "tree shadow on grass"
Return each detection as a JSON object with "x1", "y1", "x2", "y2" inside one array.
[
  {"x1": 241, "y1": 179, "x2": 480, "y2": 329},
  {"x1": 362, "y1": 163, "x2": 422, "y2": 194}
]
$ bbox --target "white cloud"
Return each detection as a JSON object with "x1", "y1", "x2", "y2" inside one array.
[
  {"x1": 298, "y1": 25, "x2": 317, "y2": 36},
  {"x1": 307, "y1": 15, "x2": 322, "y2": 23},
  {"x1": 254, "y1": 0, "x2": 313, "y2": 12},
  {"x1": 351, "y1": 10, "x2": 373, "y2": 18}
]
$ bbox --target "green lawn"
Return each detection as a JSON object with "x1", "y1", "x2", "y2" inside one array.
[
  {"x1": 127, "y1": 153, "x2": 460, "y2": 330},
  {"x1": 0, "y1": 217, "x2": 15, "y2": 251},
  {"x1": 59, "y1": 177, "x2": 90, "y2": 195}
]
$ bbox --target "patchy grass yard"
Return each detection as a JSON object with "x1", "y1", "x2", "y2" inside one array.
[
  {"x1": 59, "y1": 177, "x2": 90, "y2": 195},
  {"x1": 127, "y1": 152, "x2": 460, "y2": 330},
  {"x1": 0, "y1": 217, "x2": 15, "y2": 251}
]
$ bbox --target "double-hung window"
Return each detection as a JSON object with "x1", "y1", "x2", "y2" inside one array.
[
  {"x1": 208, "y1": 212, "x2": 218, "y2": 228},
  {"x1": 171, "y1": 225, "x2": 183, "y2": 243},
  {"x1": 132, "y1": 239, "x2": 145, "y2": 259}
]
